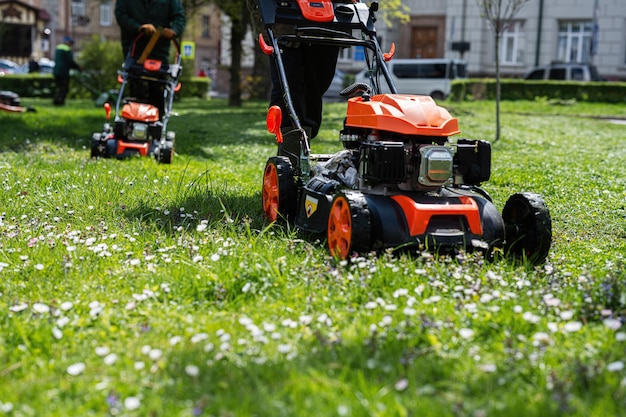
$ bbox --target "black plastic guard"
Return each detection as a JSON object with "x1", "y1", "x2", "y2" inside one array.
[{"x1": 294, "y1": 181, "x2": 336, "y2": 234}]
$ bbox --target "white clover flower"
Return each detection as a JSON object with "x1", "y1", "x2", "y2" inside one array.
[
  {"x1": 0, "y1": 402, "x2": 14, "y2": 412},
  {"x1": 616, "y1": 332, "x2": 626, "y2": 342},
  {"x1": 607, "y1": 361, "x2": 624, "y2": 372},
  {"x1": 191, "y1": 333, "x2": 208, "y2": 344},
  {"x1": 337, "y1": 405, "x2": 349, "y2": 416},
  {"x1": 169, "y1": 336, "x2": 182, "y2": 346},
  {"x1": 522, "y1": 312, "x2": 540, "y2": 324},
  {"x1": 67, "y1": 362, "x2": 86, "y2": 376},
  {"x1": 380, "y1": 315, "x2": 393, "y2": 326},
  {"x1": 60, "y1": 301, "x2": 73, "y2": 311},
  {"x1": 480, "y1": 294, "x2": 494, "y2": 303},
  {"x1": 134, "y1": 361, "x2": 145, "y2": 370},
  {"x1": 104, "y1": 354, "x2": 118, "y2": 366},
  {"x1": 394, "y1": 378, "x2": 409, "y2": 391},
  {"x1": 281, "y1": 318, "x2": 298, "y2": 328},
  {"x1": 124, "y1": 396, "x2": 141, "y2": 411},
  {"x1": 192, "y1": 255, "x2": 203, "y2": 263},
  {"x1": 185, "y1": 365, "x2": 200, "y2": 377},
  {"x1": 603, "y1": 319, "x2": 622, "y2": 330},
  {"x1": 32, "y1": 303, "x2": 50, "y2": 314},
  {"x1": 9, "y1": 303, "x2": 28, "y2": 313},
  {"x1": 532, "y1": 332, "x2": 550, "y2": 344},
  {"x1": 393, "y1": 288, "x2": 409, "y2": 298},
  {"x1": 277, "y1": 344, "x2": 292, "y2": 354},
  {"x1": 95, "y1": 346, "x2": 110, "y2": 357},
  {"x1": 263, "y1": 322, "x2": 277, "y2": 332},
  {"x1": 148, "y1": 349, "x2": 162, "y2": 360},
  {"x1": 52, "y1": 327, "x2": 63, "y2": 340},
  {"x1": 559, "y1": 310, "x2": 575, "y2": 320},
  {"x1": 459, "y1": 328, "x2": 475, "y2": 339},
  {"x1": 480, "y1": 363, "x2": 497, "y2": 373},
  {"x1": 403, "y1": 307, "x2": 417, "y2": 316},
  {"x1": 365, "y1": 301, "x2": 378, "y2": 310},
  {"x1": 210, "y1": 253, "x2": 220, "y2": 262},
  {"x1": 563, "y1": 321, "x2": 583, "y2": 333},
  {"x1": 56, "y1": 316, "x2": 70, "y2": 328}
]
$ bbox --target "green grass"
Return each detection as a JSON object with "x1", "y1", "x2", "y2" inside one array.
[{"x1": 1, "y1": 97, "x2": 625, "y2": 416}]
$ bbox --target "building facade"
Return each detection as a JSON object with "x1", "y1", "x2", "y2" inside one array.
[
  {"x1": 0, "y1": 0, "x2": 221, "y2": 76},
  {"x1": 3, "y1": 1, "x2": 625, "y2": 82},
  {"x1": 381, "y1": 0, "x2": 626, "y2": 80}
]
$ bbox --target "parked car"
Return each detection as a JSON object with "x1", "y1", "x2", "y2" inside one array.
[
  {"x1": 19, "y1": 58, "x2": 55, "y2": 74},
  {"x1": 355, "y1": 58, "x2": 467, "y2": 100},
  {"x1": 0, "y1": 59, "x2": 21, "y2": 75},
  {"x1": 523, "y1": 62, "x2": 605, "y2": 81}
]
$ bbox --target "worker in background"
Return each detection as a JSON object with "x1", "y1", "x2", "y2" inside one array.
[
  {"x1": 115, "y1": 0, "x2": 186, "y2": 119},
  {"x1": 53, "y1": 36, "x2": 81, "y2": 106}
]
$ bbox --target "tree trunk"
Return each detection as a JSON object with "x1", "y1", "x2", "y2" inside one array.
[
  {"x1": 228, "y1": 6, "x2": 246, "y2": 107},
  {"x1": 494, "y1": 31, "x2": 501, "y2": 142}
]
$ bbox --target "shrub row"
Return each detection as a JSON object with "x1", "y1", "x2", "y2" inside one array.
[
  {"x1": 0, "y1": 73, "x2": 211, "y2": 102},
  {"x1": 450, "y1": 78, "x2": 626, "y2": 103}
]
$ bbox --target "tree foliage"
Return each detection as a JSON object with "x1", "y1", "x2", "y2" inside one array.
[
  {"x1": 377, "y1": 0, "x2": 410, "y2": 26},
  {"x1": 78, "y1": 35, "x2": 123, "y2": 97}
]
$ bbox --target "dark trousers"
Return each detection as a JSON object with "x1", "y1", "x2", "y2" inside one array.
[
  {"x1": 129, "y1": 79, "x2": 165, "y2": 120},
  {"x1": 270, "y1": 44, "x2": 339, "y2": 138},
  {"x1": 53, "y1": 75, "x2": 70, "y2": 105}
]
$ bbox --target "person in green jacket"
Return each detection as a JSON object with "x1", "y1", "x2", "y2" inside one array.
[
  {"x1": 53, "y1": 36, "x2": 81, "y2": 106},
  {"x1": 115, "y1": 0, "x2": 186, "y2": 119}
]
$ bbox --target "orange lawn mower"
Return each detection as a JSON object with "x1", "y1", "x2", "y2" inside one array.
[
  {"x1": 258, "y1": 0, "x2": 552, "y2": 263},
  {"x1": 91, "y1": 31, "x2": 182, "y2": 164},
  {"x1": 0, "y1": 91, "x2": 35, "y2": 113}
]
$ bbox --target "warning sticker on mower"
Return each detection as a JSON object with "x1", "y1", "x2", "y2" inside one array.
[{"x1": 305, "y1": 196, "x2": 319, "y2": 218}]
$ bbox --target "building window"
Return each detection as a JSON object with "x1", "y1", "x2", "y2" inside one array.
[
  {"x1": 71, "y1": 0, "x2": 86, "y2": 17},
  {"x1": 501, "y1": 21, "x2": 525, "y2": 64},
  {"x1": 202, "y1": 15, "x2": 210, "y2": 38},
  {"x1": 557, "y1": 21, "x2": 593, "y2": 63},
  {"x1": 100, "y1": 0, "x2": 112, "y2": 27},
  {"x1": 338, "y1": 46, "x2": 365, "y2": 63}
]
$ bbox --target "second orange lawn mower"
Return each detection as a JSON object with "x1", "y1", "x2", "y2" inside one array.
[
  {"x1": 258, "y1": 0, "x2": 552, "y2": 263},
  {"x1": 91, "y1": 31, "x2": 182, "y2": 164}
]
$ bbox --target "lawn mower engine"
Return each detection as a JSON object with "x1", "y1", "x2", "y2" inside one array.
[{"x1": 265, "y1": 93, "x2": 551, "y2": 263}]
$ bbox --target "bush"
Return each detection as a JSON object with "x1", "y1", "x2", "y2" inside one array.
[
  {"x1": 77, "y1": 35, "x2": 124, "y2": 99},
  {"x1": 450, "y1": 79, "x2": 626, "y2": 103}
]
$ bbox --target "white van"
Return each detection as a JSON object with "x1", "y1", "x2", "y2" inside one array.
[{"x1": 355, "y1": 58, "x2": 467, "y2": 100}]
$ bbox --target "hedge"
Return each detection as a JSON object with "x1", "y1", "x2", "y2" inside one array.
[
  {"x1": 450, "y1": 78, "x2": 626, "y2": 103},
  {"x1": 0, "y1": 73, "x2": 211, "y2": 102}
]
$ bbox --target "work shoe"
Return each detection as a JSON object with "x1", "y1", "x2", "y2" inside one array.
[{"x1": 279, "y1": 126, "x2": 312, "y2": 169}]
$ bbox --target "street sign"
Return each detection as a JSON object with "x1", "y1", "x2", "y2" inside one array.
[{"x1": 181, "y1": 41, "x2": 195, "y2": 59}]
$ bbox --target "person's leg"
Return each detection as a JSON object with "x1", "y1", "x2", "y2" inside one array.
[
  {"x1": 302, "y1": 44, "x2": 339, "y2": 138},
  {"x1": 270, "y1": 46, "x2": 306, "y2": 131},
  {"x1": 53, "y1": 75, "x2": 69, "y2": 105},
  {"x1": 148, "y1": 81, "x2": 165, "y2": 120}
]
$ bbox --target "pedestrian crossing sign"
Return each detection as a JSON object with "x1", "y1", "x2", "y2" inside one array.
[{"x1": 181, "y1": 41, "x2": 195, "y2": 59}]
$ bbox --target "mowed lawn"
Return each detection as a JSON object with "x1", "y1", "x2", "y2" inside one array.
[{"x1": 1, "y1": 97, "x2": 625, "y2": 416}]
